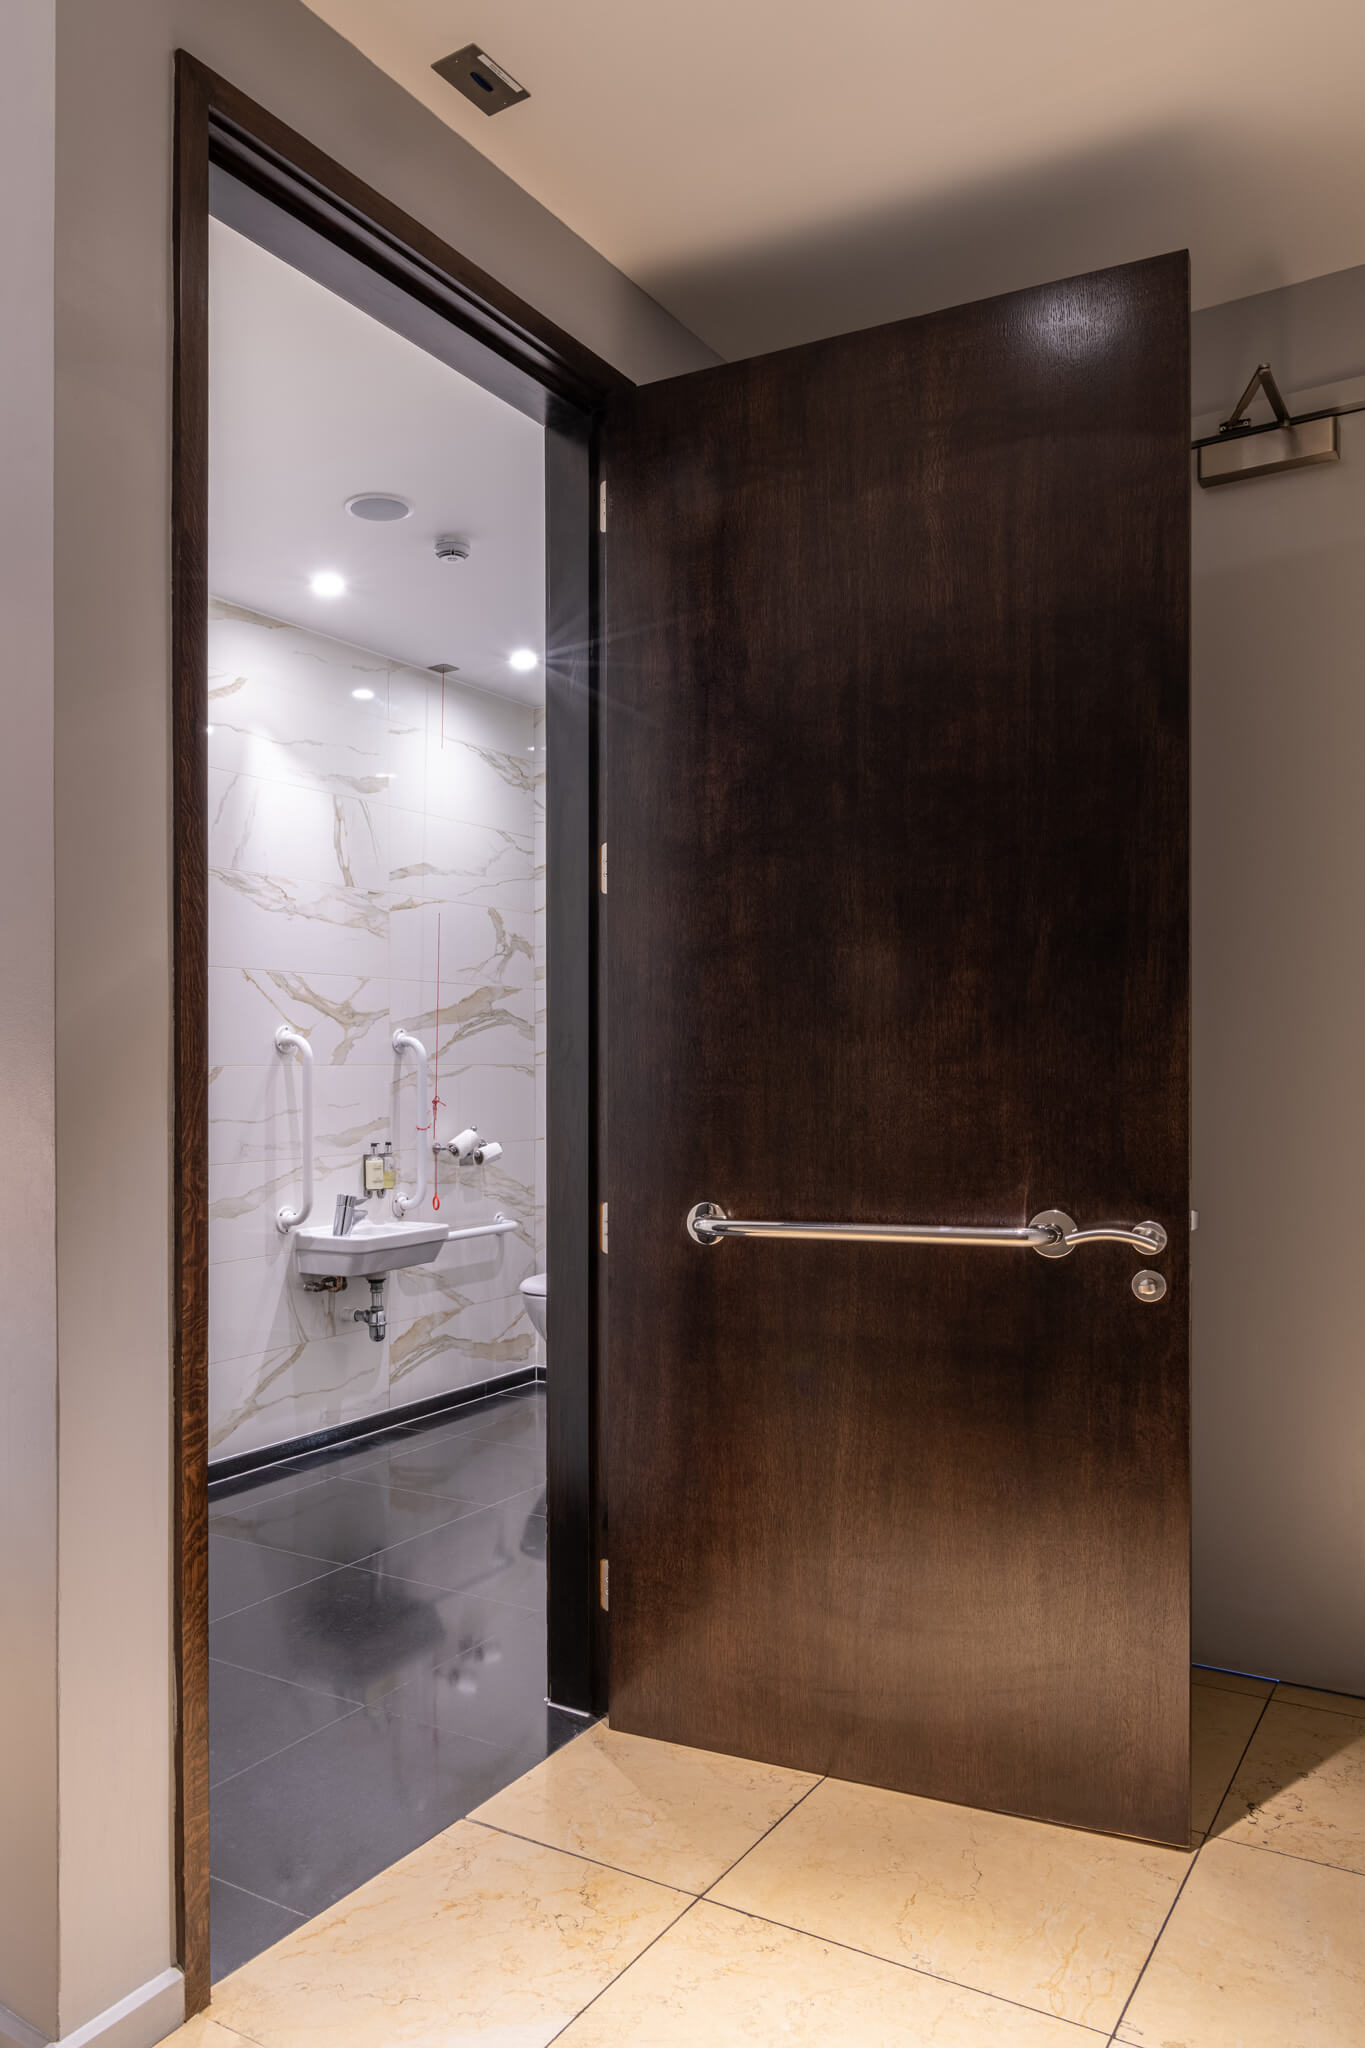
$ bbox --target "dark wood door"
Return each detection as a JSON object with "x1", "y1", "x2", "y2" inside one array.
[{"x1": 603, "y1": 254, "x2": 1190, "y2": 1845}]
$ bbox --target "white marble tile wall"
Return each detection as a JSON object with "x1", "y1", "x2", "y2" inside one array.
[{"x1": 207, "y1": 602, "x2": 542, "y2": 1460}]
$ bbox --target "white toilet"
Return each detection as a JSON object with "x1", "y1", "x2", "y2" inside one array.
[{"x1": 519, "y1": 1271, "x2": 547, "y2": 1344}]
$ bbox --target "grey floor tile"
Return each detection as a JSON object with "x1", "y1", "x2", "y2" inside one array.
[
  {"x1": 210, "y1": 1875, "x2": 308, "y2": 1982},
  {"x1": 360, "y1": 1429, "x2": 544, "y2": 1506},
  {"x1": 210, "y1": 1563, "x2": 522, "y2": 1702},
  {"x1": 211, "y1": 1705, "x2": 513, "y2": 1920},
  {"x1": 208, "y1": 1472, "x2": 480, "y2": 1565},
  {"x1": 208, "y1": 1533, "x2": 338, "y2": 1622},
  {"x1": 210, "y1": 1656, "x2": 359, "y2": 1786},
  {"x1": 359, "y1": 1488, "x2": 546, "y2": 1609}
]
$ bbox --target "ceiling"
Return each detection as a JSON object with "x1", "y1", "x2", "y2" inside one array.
[
  {"x1": 303, "y1": 0, "x2": 1365, "y2": 360},
  {"x1": 208, "y1": 219, "x2": 545, "y2": 701}
]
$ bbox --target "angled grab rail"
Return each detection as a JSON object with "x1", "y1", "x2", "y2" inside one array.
[
  {"x1": 274, "y1": 1026, "x2": 315, "y2": 1231},
  {"x1": 392, "y1": 1030, "x2": 431, "y2": 1217},
  {"x1": 686, "y1": 1203, "x2": 1166, "y2": 1258}
]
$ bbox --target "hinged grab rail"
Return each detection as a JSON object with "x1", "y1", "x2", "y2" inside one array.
[
  {"x1": 392, "y1": 1030, "x2": 431, "y2": 1217},
  {"x1": 274, "y1": 1026, "x2": 315, "y2": 1231},
  {"x1": 686, "y1": 1203, "x2": 1166, "y2": 1258}
]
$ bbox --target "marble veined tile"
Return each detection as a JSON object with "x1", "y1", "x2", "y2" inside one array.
[
  {"x1": 1273, "y1": 1682, "x2": 1365, "y2": 1720},
  {"x1": 210, "y1": 1818, "x2": 687, "y2": 2048},
  {"x1": 210, "y1": 766, "x2": 389, "y2": 894},
  {"x1": 208, "y1": 1328, "x2": 389, "y2": 1461},
  {"x1": 400, "y1": 661, "x2": 534, "y2": 761},
  {"x1": 209, "y1": 1241, "x2": 374, "y2": 1361},
  {"x1": 710, "y1": 1774, "x2": 1192, "y2": 2033},
  {"x1": 1212, "y1": 1698, "x2": 1365, "y2": 1872},
  {"x1": 388, "y1": 978, "x2": 534, "y2": 1069},
  {"x1": 208, "y1": 610, "x2": 395, "y2": 797},
  {"x1": 208, "y1": 964, "x2": 392, "y2": 1069},
  {"x1": 391, "y1": 1214, "x2": 535, "y2": 1315},
  {"x1": 555, "y1": 1899, "x2": 1098, "y2": 2047},
  {"x1": 1191, "y1": 1679, "x2": 1264, "y2": 1832},
  {"x1": 1192, "y1": 1665, "x2": 1276, "y2": 1699},
  {"x1": 1117, "y1": 1837, "x2": 1365, "y2": 2046},
  {"x1": 207, "y1": 692, "x2": 393, "y2": 801},
  {"x1": 416, "y1": 724, "x2": 539, "y2": 838},
  {"x1": 160, "y1": 2019, "x2": 259, "y2": 2048},
  {"x1": 209, "y1": 864, "x2": 388, "y2": 977},
  {"x1": 387, "y1": 1298, "x2": 534, "y2": 1408},
  {"x1": 472, "y1": 1720, "x2": 818, "y2": 1894},
  {"x1": 421, "y1": 1056, "x2": 537, "y2": 1145},
  {"x1": 388, "y1": 805, "x2": 532, "y2": 910},
  {"x1": 389, "y1": 896, "x2": 534, "y2": 991},
  {"x1": 208, "y1": 1062, "x2": 388, "y2": 1172}
]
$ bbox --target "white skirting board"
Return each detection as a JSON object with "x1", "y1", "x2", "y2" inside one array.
[{"x1": 0, "y1": 1971, "x2": 183, "y2": 2048}]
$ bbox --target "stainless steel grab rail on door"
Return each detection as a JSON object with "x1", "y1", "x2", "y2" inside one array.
[{"x1": 686, "y1": 1202, "x2": 1166, "y2": 1258}]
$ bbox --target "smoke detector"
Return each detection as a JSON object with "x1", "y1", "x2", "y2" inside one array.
[
  {"x1": 432, "y1": 44, "x2": 530, "y2": 116},
  {"x1": 435, "y1": 535, "x2": 471, "y2": 564}
]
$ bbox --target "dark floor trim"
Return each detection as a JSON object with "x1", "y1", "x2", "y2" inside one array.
[{"x1": 207, "y1": 1368, "x2": 545, "y2": 1483}]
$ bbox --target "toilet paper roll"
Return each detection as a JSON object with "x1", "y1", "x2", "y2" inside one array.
[
  {"x1": 451, "y1": 1126, "x2": 479, "y2": 1159},
  {"x1": 472, "y1": 1138, "x2": 503, "y2": 1165}
]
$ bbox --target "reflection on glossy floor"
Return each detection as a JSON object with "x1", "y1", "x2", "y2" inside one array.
[
  {"x1": 176, "y1": 1657, "x2": 1365, "y2": 2044},
  {"x1": 205, "y1": 1382, "x2": 584, "y2": 1979}
]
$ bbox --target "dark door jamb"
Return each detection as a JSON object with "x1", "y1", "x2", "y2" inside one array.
[{"x1": 172, "y1": 49, "x2": 622, "y2": 2013}]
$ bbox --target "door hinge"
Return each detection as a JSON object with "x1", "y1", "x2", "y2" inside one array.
[
  {"x1": 599, "y1": 479, "x2": 607, "y2": 533},
  {"x1": 599, "y1": 1558, "x2": 609, "y2": 1610},
  {"x1": 599, "y1": 1200, "x2": 609, "y2": 1254},
  {"x1": 599, "y1": 840, "x2": 608, "y2": 894}
]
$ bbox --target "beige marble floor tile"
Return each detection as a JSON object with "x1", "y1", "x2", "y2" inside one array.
[
  {"x1": 1274, "y1": 1681, "x2": 1365, "y2": 1721},
  {"x1": 1191, "y1": 1665, "x2": 1275, "y2": 1699},
  {"x1": 1190, "y1": 1680, "x2": 1263, "y2": 1832},
  {"x1": 161, "y1": 2023, "x2": 262, "y2": 2048},
  {"x1": 470, "y1": 1719, "x2": 819, "y2": 1893},
  {"x1": 555, "y1": 1899, "x2": 1100, "y2": 2046},
  {"x1": 211, "y1": 1819, "x2": 688, "y2": 2048},
  {"x1": 710, "y1": 1775, "x2": 1191, "y2": 2033},
  {"x1": 1212, "y1": 1699, "x2": 1365, "y2": 1872},
  {"x1": 1117, "y1": 1837, "x2": 1365, "y2": 2046}
]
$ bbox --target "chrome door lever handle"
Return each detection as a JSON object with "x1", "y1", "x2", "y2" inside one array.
[{"x1": 687, "y1": 1202, "x2": 1166, "y2": 1258}]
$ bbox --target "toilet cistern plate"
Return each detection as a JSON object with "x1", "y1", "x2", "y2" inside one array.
[{"x1": 293, "y1": 1216, "x2": 449, "y2": 1278}]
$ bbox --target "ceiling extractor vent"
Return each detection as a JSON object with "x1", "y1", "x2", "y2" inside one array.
[
  {"x1": 432, "y1": 44, "x2": 530, "y2": 116},
  {"x1": 346, "y1": 493, "x2": 412, "y2": 522}
]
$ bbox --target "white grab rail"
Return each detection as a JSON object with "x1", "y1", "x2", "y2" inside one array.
[
  {"x1": 445, "y1": 1213, "x2": 518, "y2": 1243},
  {"x1": 392, "y1": 1030, "x2": 431, "y2": 1217},
  {"x1": 274, "y1": 1026, "x2": 315, "y2": 1231}
]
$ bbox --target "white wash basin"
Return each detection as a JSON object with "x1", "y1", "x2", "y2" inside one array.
[{"x1": 293, "y1": 1216, "x2": 449, "y2": 1278}]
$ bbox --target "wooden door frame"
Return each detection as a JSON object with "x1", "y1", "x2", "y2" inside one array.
[{"x1": 172, "y1": 50, "x2": 623, "y2": 2012}]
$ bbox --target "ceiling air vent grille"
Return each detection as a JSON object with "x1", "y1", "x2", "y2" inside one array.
[{"x1": 432, "y1": 45, "x2": 530, "y2": 116}]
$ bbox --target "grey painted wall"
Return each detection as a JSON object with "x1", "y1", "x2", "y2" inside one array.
[
  {"x1": 0, "y1": 3, "x2": 59, "y2": 2038},
  {"x1": 1190, "y1": 268, "x2": 1365, "y2": 1693},
  {"x1": 2, "y1": 2, "x2": 715, "y2": 2041}
]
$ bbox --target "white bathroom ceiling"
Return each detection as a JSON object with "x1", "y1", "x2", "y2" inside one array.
[
  {"x1": 208, "y1": 220, "x2": 545, "y2": 701},
  {"x1": 303, "y1": 0, "x2": 1365, "y2": 360}
]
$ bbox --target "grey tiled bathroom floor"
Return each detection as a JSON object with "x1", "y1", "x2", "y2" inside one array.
[{"x1": 206, "y1": 1384, "x2": 584, "y2": 1980}]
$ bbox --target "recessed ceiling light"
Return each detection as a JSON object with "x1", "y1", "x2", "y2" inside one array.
[
  {"x1": 352, "y1": 688, "x2": 375, "y2": 701},
  {"x1": 346, "y1": 493, "x2": 413, "y2": 523},
  {"x1": 311, "y1": 570, "x2": 346, "y2": 598},
  {"x1": 508, "y1": 648, "x2": 538, "y2": 672}
]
